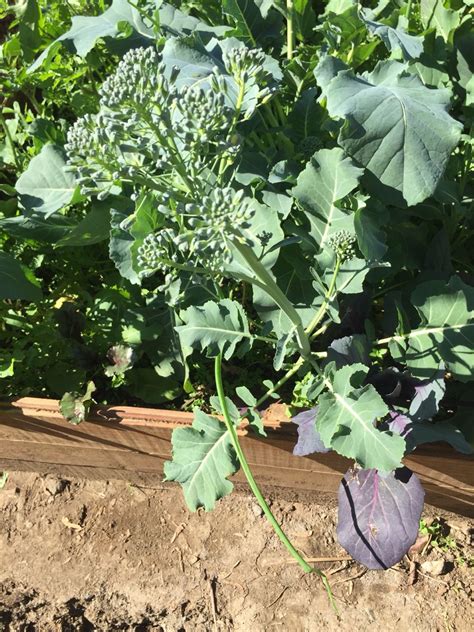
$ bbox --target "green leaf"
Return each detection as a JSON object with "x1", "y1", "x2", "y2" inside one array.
[
  {"x1": 317, "y1": 364, "x2": 405, "y2": 472},
  {"x1": 28, "y1": 0, "x2": 152, "y2": 73},
  {"x1": 0, "y1": 252, "x2": 42, "y2": 301},
  {"x1": 389, "y1": 277, "x2": 474, "y2": 381},
  {"x1": 253, "y1": 244, "x2": 321, "y2": 338},
  {"x1": 316, "y1": 57, "x2": 462, "y2": 206},
  {"x1": 15, "y1": 145, "x2": 79, "y2": 217},
  {"x1": 354, "y1": 201, "x2": 388, "y2": 261},
  {"x1": 420, "y1": 0, "x2": 460, "y2": 42},
  {"x1": 125, "y1": 368, "x2": 181, "y2": 404},
  {"x1": 293, "y1": 148, "x2": 363, "y2": 251},
  {"x1": 176, "y1": 299, "x2": 252, "y2": 361},
  {"x1": 164, "y1": 408, "x2": 239, "y2": 511},
  {"x1": 56, "y1": 202, "x2": 111, "y2": 247},
  {"x1": 0, "y1": 213, "x2": 75, "y2": 243},
  {"x1": 109, "y1": 206, "x2": 140, "y2": 285},
  {"x1": 359, "y1": 8, "x2": 424, "y2": 60},
  {"x1": 222, "y1": 0, "x2": 266, "y2": 45},
  {"x1": 59, "y1": 381, "x2": 96, "y2": 425}
]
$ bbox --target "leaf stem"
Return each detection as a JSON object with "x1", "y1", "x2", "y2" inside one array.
[
  {"x1": 0, "y1": 111, "x2": 20, "y2": 171},
  {"x1": 286, "y1": 0, "x2": 295, "y2": 61}
]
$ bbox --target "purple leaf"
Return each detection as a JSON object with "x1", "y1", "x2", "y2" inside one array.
[
  {"x1": 291, "y1": 408, "x2": 331, "y2": 456},
  {"x1": 337, "y1": 467, "x2": 424, "y2": 570}
]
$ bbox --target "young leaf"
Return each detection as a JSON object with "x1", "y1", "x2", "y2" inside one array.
[
  {"x1": 59, "y1": 381, "x2": 96, "y2": 425},
  {"x1": 317, "y1": 364, "x2": 406, "y2": 472},
  {"x1": 337, "y1": 467, "x2": 425, "y2": 569},
  {"x1": 316, "y1": 57, "x2": 462, "y2": 206},
  {"x1": 16, "y1": 145, "x2": 79, "y2": 217},
  {"x1": 176, "y1": 299, "x2": 252, "y2": 360},
  {"x1": 293, "y1": 148, "x2": 363, "y2": 251},
  {"x1": 292, "y1": 408, "x2": 331, "y2": 456},
  {"x1": 389, "y1": 277, "x2": 474, "y2": 381},
  {"x1": 164, "y1": 409, "x2": 239, "y2": 511},
  {"x1": 326, "y1": 335, "x2": 371, "y2": 369}
]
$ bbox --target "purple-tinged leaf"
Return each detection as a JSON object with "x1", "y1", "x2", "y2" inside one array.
[
  {"x1": 292, "y1": 408, "x2": 331, "y2": 456},
  {"x1": 337, "y1": 467, "x2": 424, "y2": 570},
  {"x1": 409, "y1": 367, "x2": 445, "y2": 422},
  {"x1": 387, "y1": 411, "x2": 411, "y2": 437}
]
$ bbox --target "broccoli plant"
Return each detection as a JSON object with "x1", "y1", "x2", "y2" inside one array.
[{"x1": 13, "y1": 0, "x2": 474, "y2": 597}]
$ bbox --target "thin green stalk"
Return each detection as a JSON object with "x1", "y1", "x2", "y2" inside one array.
[
  {"x1": 305, "y1": 257, "x2": 341, "y2": 337},
  {"x1": 215, "y1": 354, "x2": 337, "y2": 608},
  {"x1": 286, "y1": 0, "x2": 295, "y2": 60},
  {"x1": 0, "y1": 111, "x2": 20, "y2": 171}
]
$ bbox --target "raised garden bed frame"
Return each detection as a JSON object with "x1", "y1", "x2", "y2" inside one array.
[{"x1": 0, "y1": 397, "x2": 472, "y2": 517}]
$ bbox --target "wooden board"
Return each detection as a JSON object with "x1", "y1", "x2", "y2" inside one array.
[{"x1": 0, "y1": 398, "x2": 473, "y2": 516}]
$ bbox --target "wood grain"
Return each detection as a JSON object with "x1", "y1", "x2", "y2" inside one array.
[{"x1": 0, "y1": 398, "x2": 472, "y2": 516}]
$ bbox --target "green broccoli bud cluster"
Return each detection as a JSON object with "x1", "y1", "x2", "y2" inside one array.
[
  {"x1": 223, "y1": 47, "x2": 267, "y2": 84},
  {"x1": 174, "y1": 87, "x2": 228, "y2": 144},
  {"x1": 99, "y1": 47, "x2": 174, "y2": 109},
  {"x1": 328, "y1": 230, "x2": 357, "y2": 262},
  {"x1": 137, "y1": 228, "x2": 181, "y2": 277}
]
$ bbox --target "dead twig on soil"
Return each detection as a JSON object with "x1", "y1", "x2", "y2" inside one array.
[
  {"x1": 281, "y1": 555, "x2": 352, "y2": 565},
  {"x1": 221, "y1": 560, "x2": 241, "y2": 579},
  {"x1": 170, "y1": 522, "x2": 186, "y2": 544},
  {"x1": 265, "y1": 586, "x2": 289, "y2": 609},
  {"x1": 332, "y1": 568, "x2": 367, "y2": 586},
  {"x1": 208, "y1": 578, "x2": 218, "y2": 632}
]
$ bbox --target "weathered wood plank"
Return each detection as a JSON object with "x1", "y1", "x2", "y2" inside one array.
[{"x1": 0, "y1": 398, "x2": 472, "y2": 516}]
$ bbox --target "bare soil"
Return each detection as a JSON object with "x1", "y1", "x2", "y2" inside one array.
[{"x1": 0, "y1": 471, "x2": 472, "y2": 631}]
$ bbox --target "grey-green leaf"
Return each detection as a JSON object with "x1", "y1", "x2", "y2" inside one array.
[
  {"x1": 317, "y1": 364, "x2": 405, "y2": 472},
  {"x1": 359, "y1": 9, "x2": 424, "y2": 60},
  {"x1": 389, "y1": 277, "x2": 474, "y2": 382},
  {"x1": 176, "y1": 299, "x2": 251, "y2": 360},
  {"x1": 16, "y1": 145, "x2": 79, "y2": 217},
  {"x1": 164, "y1": 409, "x2": 239, "y2": 511},
  {"x1": 316, "y1": 57, "x2": 462, "y2": 206},
  {"x1": 293, "y1": 148, "x2": 363, "y2": 251}
]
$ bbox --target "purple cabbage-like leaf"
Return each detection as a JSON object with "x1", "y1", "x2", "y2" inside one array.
[
  {"x1": 292, "y1": 408, "x2": 331, "y2": 456},
  {"x1": 337, "y1": 467, "x2": 424, "y2": 570}
]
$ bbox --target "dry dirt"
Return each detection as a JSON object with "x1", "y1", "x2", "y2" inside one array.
[{"x1": 0, "y1": 471, "x2": 472, "y2": 631}]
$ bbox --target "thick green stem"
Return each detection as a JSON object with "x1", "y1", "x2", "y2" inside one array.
[
  {"x1": 286, "y1": 0, "x2": 295, "y2": 60},
  {"x1": 232, "y1": 241, "x2": 311, "y2": 357}
]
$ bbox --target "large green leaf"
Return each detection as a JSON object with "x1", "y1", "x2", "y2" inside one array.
[
  {"x1": 16, "y1": 145, "x2": 79, "y2": 217},
  {"x1": 0, "y1": 252, "x2": 42, "y2": 301},
  {"x1": 316, "y1": 57, "x2": 462, "y2": 206},
  {"x1": 176, "y1": 299, "x2": 252, "y2": 360},
  {"x1": 164, "y1": 409, "x2": 239, "y2": 511},
  {"x1": 293, "y1": 148, "x2": 363, "y2": 251},
  {"x1": 389, "y1": 277, "x2": 474, "y2": 382},
  {"x1": 317, "y1": 364, "x2": 405, "y2": 472}
]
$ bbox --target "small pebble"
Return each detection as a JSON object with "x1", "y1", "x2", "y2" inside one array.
[{"x1": 421, "y1": 559, "x2": 448, "y2": 576}]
